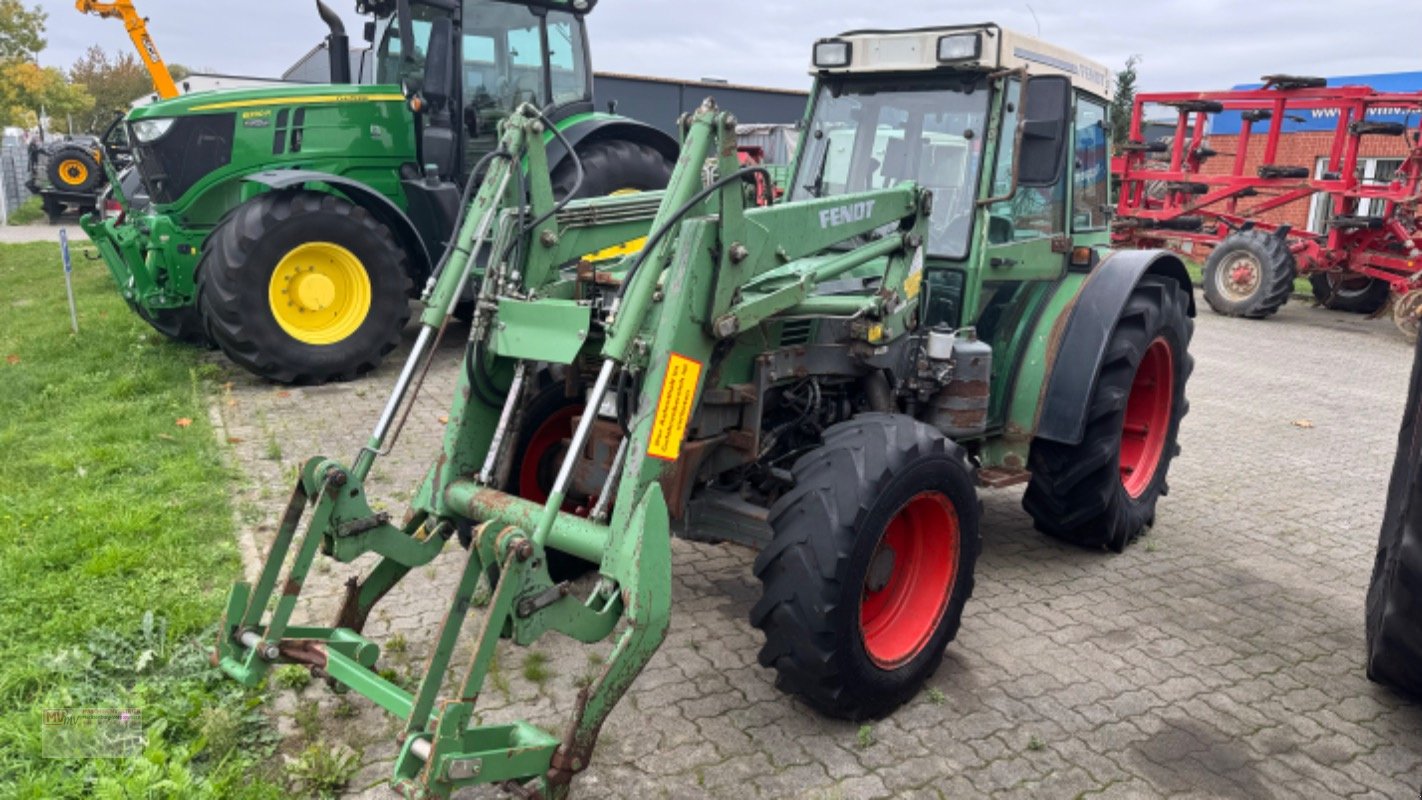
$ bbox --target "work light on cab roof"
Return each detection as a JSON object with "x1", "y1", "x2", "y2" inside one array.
[{"x1": 810, "y1": 23, "x2": 1110, "y2": 100}]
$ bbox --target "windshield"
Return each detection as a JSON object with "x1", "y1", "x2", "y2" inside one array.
[
  {"x1": 375, "y1": 0, "x2": 589, "y2": 111},
  {"x1": 790, "y1": 77, "x2": 990, "y2": 259}
]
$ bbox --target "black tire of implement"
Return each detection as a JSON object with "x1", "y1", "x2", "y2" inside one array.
[
  {"x1": 1022, "y1": 275, "x2": 1194, "y2": 552},
  {"x1": 1201, "y1": 230, "x2": 1297, "y2": 318},
  {"x1": 1367, "y1": 331, "x2": 1422, "y2": 697},
  {"x1": 750, "y1": 413, "x2": 981, "y2": 720},
  {"x1": 1308, "y1": 273, "x2": 1390, "y2": 314},
  {"x1": 48, "y1": 146, "x2": 102, "y2": 192},
  {"x1": 197, "y1": 191, "x2": 411, "y2": 385},
  {"x1": 550, "y1": 139, "x2": 674, "y2": 200}
]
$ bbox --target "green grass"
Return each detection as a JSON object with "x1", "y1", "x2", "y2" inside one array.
[
  {"x1": 0, "y1": 242, "x2": 284, "y2": 798},
  {"x1": 7, "y1": 196, "x2": 44, "y2": 225}
]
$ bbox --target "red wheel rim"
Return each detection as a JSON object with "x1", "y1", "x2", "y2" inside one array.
[
  {"x1": 517, "y1": 405, "x2": 580, "y2": 504},
  {"x1": 1119, "y1": 337, "x2": 1175, "y2": 498},
  {"x1": 859, "y1": 491, "x2": 959, "y2": 669}
]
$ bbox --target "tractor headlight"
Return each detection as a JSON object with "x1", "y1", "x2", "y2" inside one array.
[
  {"x1": 813, "y1": 40, "x2": 852, "y2": 69},
  {"x1": 936, "y1": 33, "x2": 981, "y2": 62},
  {"x1": 130, "y1": 118, "x2": 175, "y2": 143}
]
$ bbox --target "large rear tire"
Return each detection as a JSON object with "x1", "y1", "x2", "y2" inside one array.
[
  {"x1": 1309, "y1": 272, "x2": 1390, "y2": 314},
  {"x1": 1201, "y1": 230, "x2": 1296, "y2": 318},
  {"x1": 1023, "y1": 275, "x2": 1194, "y2": 551},
  {"x1": 751, "y1": 413, "x2": 980, "y2": 720},
  {"x1": 1366, "y1": 335, "x2": 1422, "y2": 697},
  {"x1": 196, "y1": 191, "x2": 411, "y2": 385},
  {"x1": 551, "y1": 139, "x2": 673, "y2": 199}
]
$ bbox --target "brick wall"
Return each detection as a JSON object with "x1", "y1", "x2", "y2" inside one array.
[{"x1": 1199, "y1": 131, "x2": 1412, "y2": 231}]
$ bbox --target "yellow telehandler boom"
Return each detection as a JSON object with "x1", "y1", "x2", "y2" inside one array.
[{"x1": 75, "y1": 0, "x2": 179, "y2": 100}]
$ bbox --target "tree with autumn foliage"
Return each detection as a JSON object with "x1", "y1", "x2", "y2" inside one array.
[
  {"x1": 69, "y1": 46, "x2": 153, "y2": 130},
  {"x1": 0, "y1": 0, "x2": 94, "y2": 131}
]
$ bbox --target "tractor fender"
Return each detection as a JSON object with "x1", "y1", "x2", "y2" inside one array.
[
  {"x1": 242, "y1": 170, "x2": 433, "y2": 282},
  {"x1": 1034, "y1": 248, "x2": 1195, "y2": 446},
  {"x1": 543, "y1": 115, "x2": 680, "y2": 174}
]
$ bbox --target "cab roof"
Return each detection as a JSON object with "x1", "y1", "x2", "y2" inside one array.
[{"x1": 812, "y1": 23, "x2": 1110, "y2": 100}]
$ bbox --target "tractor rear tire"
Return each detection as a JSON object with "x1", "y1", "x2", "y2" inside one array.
[
  {"x1": 502, "y1": 375, "x2": 600, "y2": 582},
  {"x1": 1308, "y1": 273, "x2": 1390, "y2": 314},
  {"x1": 551, "y1": 139, "x2": 674, "y2": 200},
  {"x1": 197, "y1": 191, "x2": 411, "y2": 385},
  {"x1": 751, "y1": 413, "x2": 980, "y2": 720},
  {"x1": 1201, "y1": 230, "x2": 1296, "y2": 318},
  {"x1": 1023, "y1": 275, "x2": 1193, "y2": 552},
  {"x1": 1366, "y1": 334, "x2": 1422, "y2": 698},
  {"x1": 48, "y1": 146, "x2": 101, "y2": 193}
]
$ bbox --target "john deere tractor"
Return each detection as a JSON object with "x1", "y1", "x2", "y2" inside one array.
[
  {"x1": 215, "y1": 23, "x2": 1194, "y2": 798},
  {"x1": 81, "y1": 0, "x2": 676, "y2": 384}
]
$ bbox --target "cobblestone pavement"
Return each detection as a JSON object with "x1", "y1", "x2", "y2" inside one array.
[{"x1": 214, "y1": 296, "x2": 1422, "y2": 799}]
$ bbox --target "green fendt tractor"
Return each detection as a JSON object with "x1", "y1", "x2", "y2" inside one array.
[
  {"x1": 81, "y1": 0, "x2": 676, "y2": 384},
  {"x1": 216, "y1": 23, "x2": 1195, "y2": 798}
]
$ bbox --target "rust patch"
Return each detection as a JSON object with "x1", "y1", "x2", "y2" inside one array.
[
  {"x1": 942, "y1": 379, "x2": 990, "y2": 398},
  {"x1": 977, "y1": 467, "x2": 1031, "y2": 488},
  {"x1": 282, "y1": 577, "x2": 303, "y2": 596},
  {"x1": 277, "y1": 639, "x2": 329, "y2": 669}
]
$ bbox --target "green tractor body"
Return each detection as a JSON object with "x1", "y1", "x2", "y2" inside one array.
[
  {"x1": 81, "y1": 0, "x2": 677, "y2": 383},
  {"x1": 215, "y1": 23, "x2": 1195, "y2": 798}
]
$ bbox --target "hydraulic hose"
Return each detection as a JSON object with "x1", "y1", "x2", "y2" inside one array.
[{"x1": 612, "y1": 166, "x2": 772, "y2": 304}]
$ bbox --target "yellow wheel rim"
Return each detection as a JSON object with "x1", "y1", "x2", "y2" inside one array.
[
  {"x1": 57, "y1": 159, "x2": 89, "y2": 187},
  {"x1": 267, "y1": 242, "x2": 372, "y2": 345},
  {"x1": 585, "y1": 187, "x2": 650, "y2": 263}
]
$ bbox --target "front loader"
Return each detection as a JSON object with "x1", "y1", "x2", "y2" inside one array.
[{"x1": 216, "y1": 24, "x2": 1196, "y2": 798}]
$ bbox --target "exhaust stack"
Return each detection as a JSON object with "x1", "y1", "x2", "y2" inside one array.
[{"x1": 316, "y1": 0, "x2": 351, "y2": 84}]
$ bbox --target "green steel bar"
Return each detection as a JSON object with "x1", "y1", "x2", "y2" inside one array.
[
  {"x1": 455, "y1": 548, "x2": 524, "y2": 702},
  {"x1": 325, "y1": 647, "x2": 414, "y2": 719},
  {"x1": 601, "y1": 107, "x2": 719, "y2": 363},
  {"x1": 237, "y1": 479, "x2": 307, "y2": 632},
  {"x1": 783, "y1": 295, "x2": 878, "y2": 316},
  {"x1": 405, "y1": 542, "x2": 491, "y2": 732},
  {"x1": 444, "y1": 479, "x2": 610, "y2": 564}
]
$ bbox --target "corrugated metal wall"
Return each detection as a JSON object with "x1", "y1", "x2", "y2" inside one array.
[{"x1": 0, "y1": 143, "x2": 34, "y2": 222}]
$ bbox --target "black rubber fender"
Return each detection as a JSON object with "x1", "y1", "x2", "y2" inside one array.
[
  {"x1": 1034, "y1": 249, "x2": 1195, "y2": 446},
  {"x1": 243, "y1": 169, "x2": 433, "y2": 284}
]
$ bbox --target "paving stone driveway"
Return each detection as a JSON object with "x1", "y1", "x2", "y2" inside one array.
[{"x1": 214, "y1": 297, "x2": 1422, "y2": 799}]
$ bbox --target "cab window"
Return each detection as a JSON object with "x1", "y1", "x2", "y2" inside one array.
[
  {"x1": 987, "y1": 79, "x2": 1067, "y2": 243},
  {"x1": 1073, "y1": 95, "x2": 1109, "y2": 231}
]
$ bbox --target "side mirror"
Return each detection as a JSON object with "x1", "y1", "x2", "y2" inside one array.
[
  {"x1": 421, "y1": 17, "x2": 455, "y2": 111},
  {"x1": 1017, "y1": 75, "x2": 1071, "y2": 187}
]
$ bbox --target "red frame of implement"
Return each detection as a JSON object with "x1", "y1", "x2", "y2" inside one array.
[{"x1": 1112, "y1": 81, "x2": 1422, "y2": 294}]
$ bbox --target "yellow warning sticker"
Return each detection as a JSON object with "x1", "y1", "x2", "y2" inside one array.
[{"x1": 646, "y1": 352, "x2": 703, "y2": 461}]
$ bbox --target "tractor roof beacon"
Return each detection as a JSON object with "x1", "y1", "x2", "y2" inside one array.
[
  {"x1": 214, "y1": 23, "x2": 1195, "y2": 798},
  {"x1": 80, "y1": 0, "x2": 677, "y2": 384}
]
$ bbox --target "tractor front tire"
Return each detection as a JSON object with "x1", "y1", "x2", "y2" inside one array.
[
  {"x1": 197, "y1": 191, "x2": 411, "y2": 385},
  {"x1": 1308, "y1": 272, "x2": 1390, "y2": 314},
  {"x1": 1201, "y1": 230, "x2": 1296, "y2": 318},
  {"x1": 751, "y1": 413, "x2": 980, "y2": 720},
  {"x1": 48, "y1": 147, "x2": 102, "y2": 193},
  {"x1": 134, "y1": 303, "x2": 212, "y2": 347},
  {"x1": 1023, "y1": 275, "x2": 1194, "y2": 552},
  {"x1": 551, "y1": 139, "x2": 674, "y2": 200}
]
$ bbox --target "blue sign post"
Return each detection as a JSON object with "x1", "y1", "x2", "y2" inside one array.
[{"x1": 59, "y1": 228, "x2": 78, "y2": 334}]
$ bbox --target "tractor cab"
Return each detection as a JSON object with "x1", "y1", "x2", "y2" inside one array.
[
  {"x1": 368, "y1": 0, "x2": 597, "y2": 176},
  {"x1": 792, "y1": 25, "x2": 1114, "y2": 331}
]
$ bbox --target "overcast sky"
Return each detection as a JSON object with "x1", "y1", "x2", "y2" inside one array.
[{"x1": 35, "y1": 0, "x2": 1415, "y2": 93}]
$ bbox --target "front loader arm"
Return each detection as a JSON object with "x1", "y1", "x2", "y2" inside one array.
[{"x1": 216, "y1": 98, "x2": 930, "y2": 800}]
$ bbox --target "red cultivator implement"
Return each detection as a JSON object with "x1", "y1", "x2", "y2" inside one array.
[{"x1": 1112, "y1": 76, "x2": 1422, "y2": 336}]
